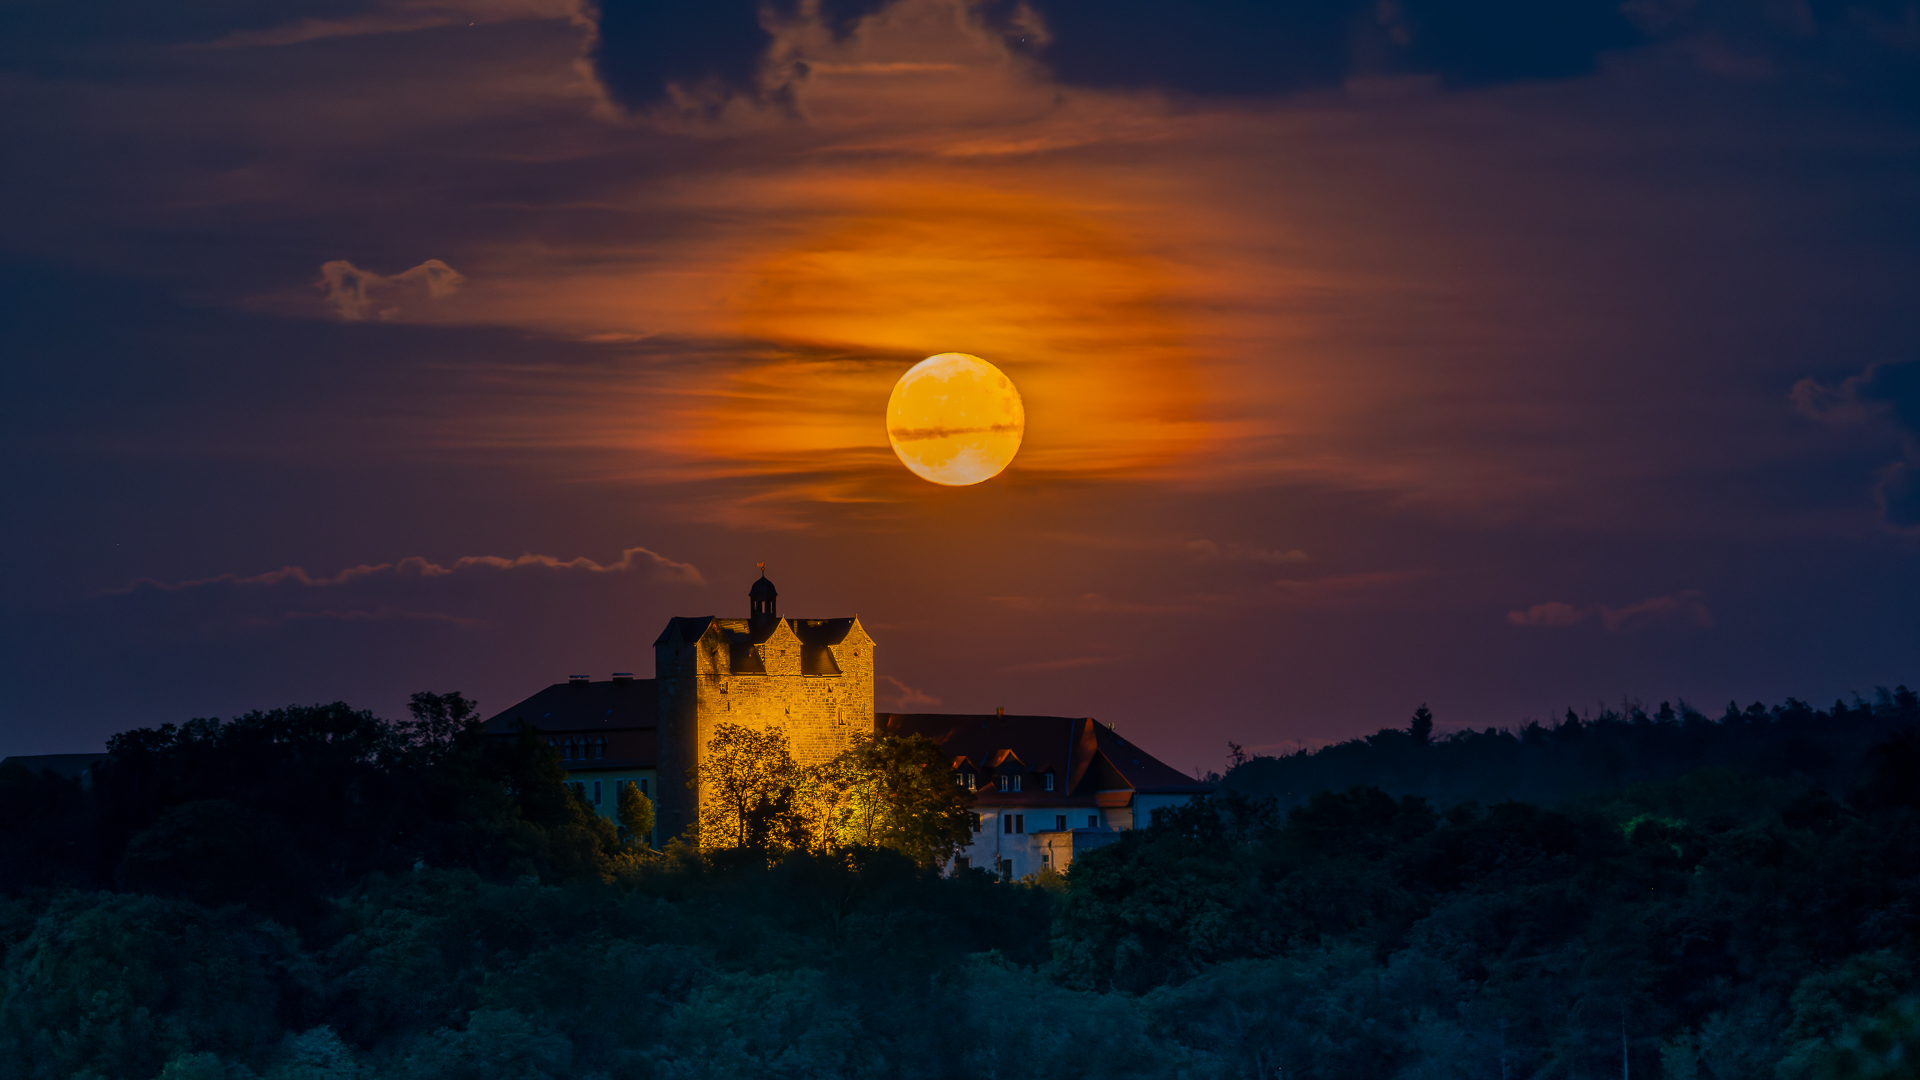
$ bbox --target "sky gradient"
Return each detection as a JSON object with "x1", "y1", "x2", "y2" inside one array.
[{"x1": 4, "y1": 0, "x2": 1918, "y2": 771}]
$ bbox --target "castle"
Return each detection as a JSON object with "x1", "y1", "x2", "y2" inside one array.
[{"x1": 481, "y1": 572, "x2": 1208, "y2": 876}]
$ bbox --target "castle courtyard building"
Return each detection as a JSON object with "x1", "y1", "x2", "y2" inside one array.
[
  {"x1": 484, "y1": 573, "x2": 872, "y2": 838},
  {"x1": 879, "y1": 711, "x2": 1212, "y2": 878},
  {"x1": 484, "y1": 572, "x2": 1207, "y2": 863}
]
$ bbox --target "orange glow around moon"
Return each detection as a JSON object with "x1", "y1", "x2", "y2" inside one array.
[{"x1": 886, "y1": 353, "x2": 1025, "y2": 486}]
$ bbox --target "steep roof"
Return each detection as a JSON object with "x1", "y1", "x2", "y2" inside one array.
[
  {"x1": 482, "y1": 677, "x2": 657, "y2": 735},
  {"x1": 652, "y1": 616, "x2": 716, "y2": 648},
  {"x1": 1084, "y1": 721, "x2": 1212, "y2": 795},
  {"x1": 790, "y1": 618, "x2": 858, "y2": 647},
  {"x1": 877, "y1": 713, "x2": 1211, "y2": 800}
]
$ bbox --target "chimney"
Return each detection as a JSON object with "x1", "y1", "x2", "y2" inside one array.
[
  {"x1": 612, "y1": 672, "x2": 634, "y2": 682},
  {"x1": 996, "y1": 707, "x2": 1004, "y2": 717},
  {"x1": 568, "y1": 675, "x2": 590, "y2": 687}
]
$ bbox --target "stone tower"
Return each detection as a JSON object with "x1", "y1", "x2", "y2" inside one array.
[{"x1": 652, "y1": 572, "x2": 874, "y2": 841}]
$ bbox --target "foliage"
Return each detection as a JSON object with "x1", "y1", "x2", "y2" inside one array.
[
  {"x1": 618, "y1": 783, "x2": 655, "y2": 849},
  {"x1": 817, "y1": 732, "x2": 975, "y2": 865},
  {"x1": 694, "y1": 722, "x2": 809, "y2": 855},
  {"x1": 693, "y1": 726, "x2": 974, "y2": 866},
  {"x1": 1224, "y1": 689, "x2": 1920, "y2": 811},
  {"x1": 3, "y1": 687, "x2": 1918, "y2": 1078}
]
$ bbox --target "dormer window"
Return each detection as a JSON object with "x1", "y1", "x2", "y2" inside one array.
[
  {"x1": 997, "y1": 775, "x2": 1009, "y2": 792},
  {"x1": 1011, "y1": 774, "x2": 1023, "y2": 792},
  {"x1": 1043, "y1": 772, "x2": 1055, "y2": 791},
  {"x1": 965, "y1": 773, "x2": 976, "y2": 791}
]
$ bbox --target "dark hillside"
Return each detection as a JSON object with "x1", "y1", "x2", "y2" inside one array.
[{"x1": 1222, "y1": 688, "x2": 1920, "y2": 810}]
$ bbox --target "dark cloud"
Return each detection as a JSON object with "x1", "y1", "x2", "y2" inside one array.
[
  {"x1": 1794, "y1": 360, "x2": 1920, "y2": 532},
  {"x1": 978, "y1": 0, "x2": 1645, "y2": 95},
  {"x1": 587, "y1": 0, "x2": 895, "y2": 111},
  {"x1": 587, "y1": 0, "x2": 773, "y2": 110},
  {"x1": 0, "y1": 0, "x2": 388, "y2": 72},
  {"x1": 580, "y1": 0, "x2": 1920, "y2": 110}
]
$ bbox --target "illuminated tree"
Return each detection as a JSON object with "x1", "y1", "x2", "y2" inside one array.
[
  {"x1": 822, "y1": 733, "x2": 975, "y2": 866},
  {"x1": 618, "y1": 782, "x2": 654, "y2": 849},
  {"x1": 694, "y1": 723, "x2": 807, "y2": 853}
]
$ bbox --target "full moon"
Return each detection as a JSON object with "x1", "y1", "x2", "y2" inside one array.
[{"x1": 886, "y1": 353, "x2": 1025, "y2": 486}]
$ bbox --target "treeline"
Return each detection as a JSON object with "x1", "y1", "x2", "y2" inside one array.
[
  {"x1": 2, "y1": 690, "x2": 1918, "y2": 1078},
  {"x1": 1223, "y1": 688, "x2": 1920, "y2": 810}
]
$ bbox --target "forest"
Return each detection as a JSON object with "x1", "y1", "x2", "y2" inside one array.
[{"x1": 1, "y1": 688, "x2": 1918, "y2": 1079}]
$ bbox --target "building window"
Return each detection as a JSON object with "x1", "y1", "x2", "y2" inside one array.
[
  {"x1": 1011, "y1": 814, "x2": 1024, "y2": 834},
  {"x1": 1044, "y1": 773, "x2": 1055, "y2": 791},
  {"x1": 593, "y1": 780, "x2": 602, "y2": 805},
  {"x1": 997, "y1": 775, "x2": 1009, "y2": 792},
  {"x1": 955, "y1": 856, "x2": 970, "y2": 871},
  {"x1": 1055, "y1": 815, "x2": 1066, "y2": 831},
  {"x1": 1088, "y1": 815, "x2": 1099, "y2": 829},
  {"x1": 970, "y1": 812, "x2": 982, "y2": 832},
  {"x1": 595, "y1": 737, "x2": 606, "y2": 760},
  {"x1": 1011, "y1": 775, "x2": 1023, "y2": 792},
  {"x1": 616, "y1": 779, "x2": 626, "y2": 795},
  {"x1": 639, "y1": 778, "x2": 649, "y2": 796}
]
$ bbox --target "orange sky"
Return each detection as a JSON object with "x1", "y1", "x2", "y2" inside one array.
[{"x1": 3, "y1": 0, "x2": 1918, "y2": 763}]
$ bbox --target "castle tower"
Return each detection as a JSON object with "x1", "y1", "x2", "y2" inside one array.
[
  {"x1": 651, "y1": 571, "x2": 874, "y2": 843},
  {"x1": 749, "y1": 571, "x2": 777, "y2": 623}
]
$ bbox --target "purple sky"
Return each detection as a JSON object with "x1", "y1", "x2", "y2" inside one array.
[{"x1": 3, "y1": 0, "x2": 1918, "y2": 772}]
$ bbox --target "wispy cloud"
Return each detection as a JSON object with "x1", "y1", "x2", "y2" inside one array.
[
  {"x1": 197, "y1": 0, "x2": 577, "y2": 50},
  {"x1": 987, "y1": 593, "x2": 1205, "y2": 616},
  {"x1": 1184, "y1": 539, "x2": 1309, "y2": 564},
  {"x1": 106, "y1": 545, "x2": 703, "y2": 595},
  {"x1": 243, "y1": 607, "x2": 491, "y2": 630},
  {"x1": 1045, "y1": 533, "x2": 1309, "y2": 564},
  {"x1": 1793, "y1": 360, "x2": 1920, "y2": 533},
  {"x1": 878, "y1": 674, "x2": 940, "y2": 709},
  {"x1": 1508, "y1": 591, "x2": 1712, "y2": 631},
  {"x1": 990, "y1": 570, "x2": 1418, "y2": 616},
  {"x1": 317, "y1": 259, "x2": 465, "y2": 321},
  {"x1": 1267, "y1": 570, "x2": 1422, "y2": 605},
  {"x1": 999, "y1": 655, "x2": 1118, "y2": 673}
]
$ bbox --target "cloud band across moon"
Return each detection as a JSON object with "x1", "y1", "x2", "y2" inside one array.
[
  {"x1": 102, "y1": 546, "x2": 704, "y2": 596},
  {"x1": 885, "y1": 422, "x2": 1024, "y2": 442}
]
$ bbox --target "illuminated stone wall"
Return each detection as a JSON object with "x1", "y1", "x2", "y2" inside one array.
[{"x1": 654, "y1": 615, "x2": 874, "y2": 842}]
